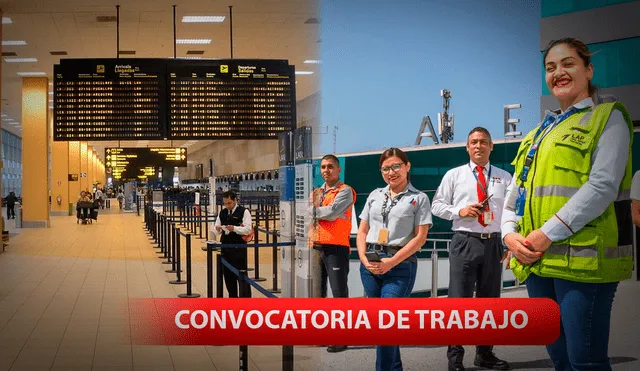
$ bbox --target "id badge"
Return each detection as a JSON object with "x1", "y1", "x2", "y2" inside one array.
[
  {"x1": 484, "y1": 211, "x2": 494, "y2": 225},
  {"x1": 515, "y1": 187, "x2": 527, "y2": 217},
  {"x1": 377, "y1": 229, "x2": 389, "y2": 244}
]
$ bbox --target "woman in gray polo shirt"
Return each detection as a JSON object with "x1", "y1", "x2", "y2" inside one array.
[{"x1": 357, "y1": 147, "x2": 432, "y2": 371}]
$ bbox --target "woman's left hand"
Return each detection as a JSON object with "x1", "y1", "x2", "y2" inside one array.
[{"x1": 369, "y1": 258, "x2": 394, "y2": 275}]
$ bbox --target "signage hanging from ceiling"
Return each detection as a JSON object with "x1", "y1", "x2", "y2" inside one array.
[
  {"x1": 105, "y1": 147, "x2": 187, "y2": 181},
  {"x1": 53, "y1": 58, "x2": 297, "y2": 141}
]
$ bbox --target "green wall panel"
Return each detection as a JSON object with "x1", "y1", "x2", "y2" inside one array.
[{"x1": 541, "y1": 0, "x2": 637, "y2": 18}]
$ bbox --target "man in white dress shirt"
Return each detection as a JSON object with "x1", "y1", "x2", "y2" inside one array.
[
  {"x1": 213, "y1": 190, "x2": 253, "y2": 298},
  {"x1": 431, "y1": 127, "x2": 512, "y2": 371}
]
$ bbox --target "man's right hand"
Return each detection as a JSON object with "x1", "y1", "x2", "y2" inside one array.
[
  {"x1": 458, "y1": 203, "x2": 483, "y2": 218},
  {"x1": 504, "y1": 232, "x2": 543, "y2": 264},
  {"x1": 215, "y1": 225, "x2": 222, "y2": 232}
]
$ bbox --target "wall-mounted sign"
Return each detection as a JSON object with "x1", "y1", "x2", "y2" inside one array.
[{"x1": 68, "y1": 174, "x2": 79, "y2": 181}]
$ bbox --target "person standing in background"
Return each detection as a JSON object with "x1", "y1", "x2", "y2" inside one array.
[
  {"x1": 431, "y1": 127, "x2": 512, "y2": 371},
  {"x1": 5, "y1": 192, "x2": 17, "y2": 220},
  {"x1": 310, "y1": 154, "x2": 356, "y2": 354},
  {"x1": 213, "y1": 190, "x2": 253, "y2": 298}
]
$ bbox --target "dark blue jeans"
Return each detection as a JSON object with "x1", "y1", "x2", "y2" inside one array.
[
  {"x1": 525, "y1": 273, "x2": 618, "y2": 371},
  {"x1": 360, "y1": 251, "x2": 417, "y2": 371}
]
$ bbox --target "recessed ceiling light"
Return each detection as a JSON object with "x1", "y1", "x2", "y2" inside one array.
[
  {"x1": 179, "y1": 56, "x2": 202, "y2": 59},
  {"x1": 49, "y1": 82, "x2": 53, "y2": 85},
  {"x1": 2, "y1": 40, "x2": 27, "y2": 46},
  {"x1": 2, "y1": 17, "x2": 12, "y2": 24},
  {"x1": 1, "y1": 114, "x2": 6, "y2": 117},
  {"x1": 2, "y1": 118, "x2": 12, "y2": 121},
  {"x1": 176, "y1": 39, "x2": 211, "y2": 45},
  {"x1": 182, "y1": 16, "x2": 225, "y2": 23},
  {"x1": 295, "y1": 71, "x2": 314, "y2": 75},
  {"x1": 5, "y1": 57, "x2": 38, "y2": 63},
  {"x1": 303, "y1": 60, "x2": 321, "y2": 64},
  {"x1": 17, "y1": 72, "x2": 46, "y2": 76},
  {"x1": 49, "y1": 91, "x2": 53, "y2": 95}
]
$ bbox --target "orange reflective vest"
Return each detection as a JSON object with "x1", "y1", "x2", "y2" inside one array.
[{"x1": 311, "y1": 182, "x2": 356, "y2": 247}]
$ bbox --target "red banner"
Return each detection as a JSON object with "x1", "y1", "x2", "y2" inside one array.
[{"x1": 129, "y1": 298, "x2": 559, "y2": 346}]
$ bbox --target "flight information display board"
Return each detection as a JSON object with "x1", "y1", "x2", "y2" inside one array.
[
  {"x1": 53, "y1": 58, "x2": 296, "y2": 141},
  {"x1": 53, "y1": 59, "x2": 167, "y2": 141},
  {"x1": 105, "y1": 147, "x2": 187, "y2": 181},
  {"x1": 167, "y1": 59, "x2": 296, "y2": 139}
]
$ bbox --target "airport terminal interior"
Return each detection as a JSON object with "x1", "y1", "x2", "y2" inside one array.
[{"x1": 1, "y1": 0, "x2": 640, "y2": 370}]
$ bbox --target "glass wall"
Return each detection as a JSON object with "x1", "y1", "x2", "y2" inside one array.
[{"x1": 2, "y1": 129, "x2": 23, "y2": 198}]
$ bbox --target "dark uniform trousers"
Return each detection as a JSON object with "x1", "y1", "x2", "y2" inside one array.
[
  {"x1": 447, "y1": 232, "x2": 503, "y2": 363},
  {"x1": 316, "y1": 244, "x2": 350, "y2": 298},
  {"x1": 220, "y1": 206, "x2": 252, "y2": 298}
]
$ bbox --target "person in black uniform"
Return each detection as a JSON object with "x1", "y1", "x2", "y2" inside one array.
[
  {"x1": 5, "y1": 192, "x2": 17, "y2": 220},
  {"x1": 213, "y1": 190, "x2": 253, "y2": 298}
]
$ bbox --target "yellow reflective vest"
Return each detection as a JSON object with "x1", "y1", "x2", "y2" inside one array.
[{"x1": 510, "y1": 102, "x2": 634, "y2": 283}]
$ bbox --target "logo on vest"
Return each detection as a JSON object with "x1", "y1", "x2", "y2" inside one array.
[{"x1": 561, "y1": 133, "x2": 586, "y2": 146}]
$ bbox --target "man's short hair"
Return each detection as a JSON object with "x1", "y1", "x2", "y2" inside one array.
[
  {"x1": 222, "y1": 190, "x2": 237, "y2": 200},
  {"x1": 468, "y1": 127, "x2": 492, "y2": 142},
  {"x1": 321, "y1": 154, "x2": 340, "y2": 166}
]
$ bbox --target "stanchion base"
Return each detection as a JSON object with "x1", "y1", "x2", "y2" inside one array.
[
  {"x1": 156, "y1": 251, "x2": 165, "y2": 255},
  {"x1": 268, "y1": 289, "x2": 282, "y2": 294},
  {"x1": 161, "y1": 261, "x2": 172, "y2": 265},
  {"x1": 178, "y1": 293, "x2": 201, "y2": 298},
  {"x1": 169, "y1": 280, "x2": 187, "y2": 285},
  {"x1": 247, "y1": 268, "x2": 255, "y2": 272},
  {"x1": 165, "y1": 269, "x2": 182, "y2": 273},
  {"x1": 252, "y1": 277, "x2": 267, "y2": 282}
]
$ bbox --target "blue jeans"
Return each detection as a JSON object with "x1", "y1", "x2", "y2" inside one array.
[
  {"x1": 525, "y1": 273, "x2": 618, "y2": 371},
  {"x1": 360, "y1": 251, "x2": 417, "y2": 371}
]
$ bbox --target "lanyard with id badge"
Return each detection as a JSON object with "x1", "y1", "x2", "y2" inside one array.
[
  {"x1": 514, "y1": 107, "x2": 582, "y2": 217},
  {"x1": 378, "y1": 192, "x2": 404, "y2": 244}
]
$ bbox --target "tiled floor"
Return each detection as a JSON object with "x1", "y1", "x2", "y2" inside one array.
[{"x1": 0, "y1": 210, "x2": 639, "y2": 370}]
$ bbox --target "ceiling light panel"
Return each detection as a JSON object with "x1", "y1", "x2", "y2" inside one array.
[
  {"x1": 176, "y1": 39, "x2": 211, "y2": 45},
  {"x1": 295, "y1": 71, "x2": 314, "y2": 75},
  {"x1": 4, "y1": 58, "x2": 38, "y2": 63},
  {"x1": 182, "y1": 16, "x2": 225, "y2": 23},
  {"x1": 18, "y1": 72, "x2": 46, "y2": 76},
  {"x1": 304, "y1": 60, "x2": 321, "y2": 64},
  {"x1": 2, "y1": 40, "x2": 27, "y2": 46},
  {"x1": 2, "y1": 17, "x2": 12, "y2": 24}
]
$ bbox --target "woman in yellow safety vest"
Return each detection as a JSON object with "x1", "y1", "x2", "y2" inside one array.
[{"x1": 501, "y1": 37, "x2": 633, "y2": 371}]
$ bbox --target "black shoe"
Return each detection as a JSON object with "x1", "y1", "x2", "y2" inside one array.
[
  {"x1": 326, "y1": 345, "x2": 347, "y2": 353},
  {"x1": 474, "y1": 352, "x2": 510, "y2": 370},
  {"x1": 448, "y1": 363, "x2": 465, "y2": 371}
]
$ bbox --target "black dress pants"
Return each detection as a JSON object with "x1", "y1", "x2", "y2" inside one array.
[
  {"x1": 7, "y1": 205, "x2": 14, "y2": 219},
  {"x1": 447, "y1": 232, "x2": 503, "y2": 364},
  {"x1": 221, "y1": 246, "x2": 251, "y2": 298}
]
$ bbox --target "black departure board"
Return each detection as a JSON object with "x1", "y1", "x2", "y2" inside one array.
[
  {"x1": 168, "y1": 59, "x2": 296, "y2": 139},
  {"x1": 53, "y1": 59, "x2": 166, "y2": 141},
  {"x1": 105, "y1": 147, "x2": 187, "y2": 181},
  {"x1": 53, "y1": 58, "x2": 296, "y2": 141}
]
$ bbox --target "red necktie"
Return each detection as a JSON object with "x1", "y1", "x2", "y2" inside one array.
[{"x1": 476, "y1": 165, "x2": 488, "y2": 226}]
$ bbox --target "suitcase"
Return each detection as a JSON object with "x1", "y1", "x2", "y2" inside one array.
[{"x1": 91, "y1": 209, "x2": 98, "y2": 220}]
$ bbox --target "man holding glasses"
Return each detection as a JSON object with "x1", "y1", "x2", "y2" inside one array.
[{"x1": 431, "y1": 127, "x2": 512, "y2": 371}]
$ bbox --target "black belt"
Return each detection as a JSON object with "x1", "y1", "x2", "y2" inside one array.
[
  {"x1": 366, "y1": 243, "x2": 417, "y2": 263},
  {"x1": 366, "y1": 243, "x2": 402, "y2": 253},
  {"x1": 456, "y1": 231, "x2": 501, "y2": 240}
]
